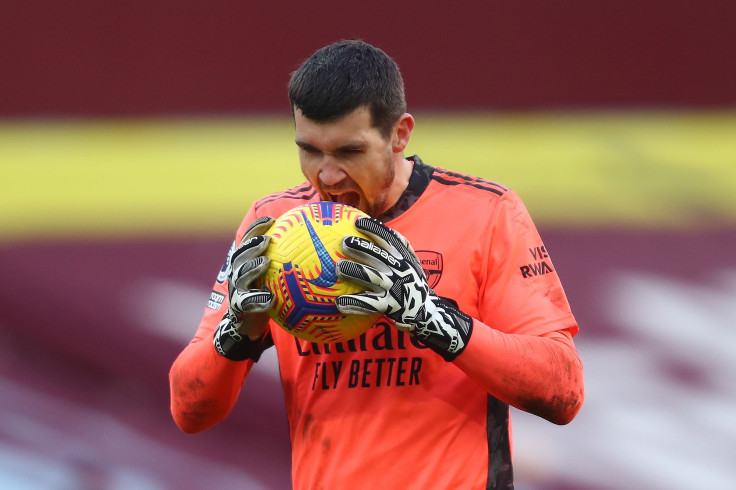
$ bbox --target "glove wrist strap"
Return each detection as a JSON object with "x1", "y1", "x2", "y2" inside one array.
[
  {"x1": 414, "y1": 296, "x2": 473, "y2": 362},
  {"x1": 213, "y1": 313, "x2": 272, "y2": 361}
]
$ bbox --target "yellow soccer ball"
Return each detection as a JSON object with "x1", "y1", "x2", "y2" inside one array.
[{"x1": 258, "y1": 201, "x2": 382, "y2": 343}]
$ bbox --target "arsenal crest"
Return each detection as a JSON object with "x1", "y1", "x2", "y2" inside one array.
[{"x1": 415, "y1": 250, "x2": 443, "y2": 288}]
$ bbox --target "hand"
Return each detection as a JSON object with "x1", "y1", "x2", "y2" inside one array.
[
  {"x1": 214, "y1": 216, "x2": 275, "y2": 360},
  {"x1": 335, "y1": 217, "x2": 473, "y2": 361},
  {"x1": 227, "y1": 216, "x2": 275, "y2": 321}
]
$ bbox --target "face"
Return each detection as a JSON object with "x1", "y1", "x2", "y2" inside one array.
[{"x1": 294, "y1": 106, "x2": 413, "y2": 218}]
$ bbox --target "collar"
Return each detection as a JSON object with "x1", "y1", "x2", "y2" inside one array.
[{"x1": 379, "y1": 155, "x2": 433, "y2": 222}]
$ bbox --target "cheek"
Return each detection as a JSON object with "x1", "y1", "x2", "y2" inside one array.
[
  {"x1": 359, "y1": 161, "x2": 393, "y2": 204},
  {"x1": 372, "y1": 154, "x2": 395, "y2": 190},
  {"x1": 299, "y1": 159, "x2": 317, "y2": 181}
]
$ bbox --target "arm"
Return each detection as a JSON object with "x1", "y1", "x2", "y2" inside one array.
[
  {"x1": 458, "y1": 190, "x2": 583, "y2": 423},
  {"x1": 169, "y1": 216, "x2": 275, "y2": 433},
  {"x1": 337, "y1": 210, "x2": 584, "y2": 424},
  {"x1": 454, "y1": 326, "x2": 583, "y2": 425},
  {"x1": 169, "y1": 335, "x2": 253, "y2": 433}
]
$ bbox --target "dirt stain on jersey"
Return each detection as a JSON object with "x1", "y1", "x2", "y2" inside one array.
[{"x1": 302, "y1": 413, "x2": 315, "y2": 440}]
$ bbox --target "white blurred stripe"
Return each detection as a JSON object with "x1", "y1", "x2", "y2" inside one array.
[{"x1": 123, "y1": 278, "x2": 281, "y2": 379}]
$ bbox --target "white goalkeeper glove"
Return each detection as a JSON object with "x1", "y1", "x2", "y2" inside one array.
[
  {"x1": 214, "y1": 216, "x2": 275, "y2": 361},
  {"x1": 335, "y1": 217, "x2": 472, "y2": 362}
]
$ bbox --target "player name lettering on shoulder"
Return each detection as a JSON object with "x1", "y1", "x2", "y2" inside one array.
[
  {"x1": 529, "y1": 245, "x2": 549, "y2": 260},
  {"x1": 520, "y1": 244, "x2": 554, "y2": 278},
  {"x1": 520, "y1": 261, "x2": 554, "y2": 278}
]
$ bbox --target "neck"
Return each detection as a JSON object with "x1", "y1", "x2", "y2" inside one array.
[{"x1": 380, "y1": 156, "x2": 413, "y2": 215}]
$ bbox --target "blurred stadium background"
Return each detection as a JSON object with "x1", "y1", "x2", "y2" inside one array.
[{"x1": 2, "y1": 2, "x2": 735, "y2": 489}]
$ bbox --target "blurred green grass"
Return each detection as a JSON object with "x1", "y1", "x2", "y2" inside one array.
[{"x1": 1, "y1": 111, "x2": 735, "y2": 242}]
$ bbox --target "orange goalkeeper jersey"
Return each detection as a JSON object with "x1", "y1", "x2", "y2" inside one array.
[{"x1": 173, "y1": 156, "x2": 580, "y2": 489}]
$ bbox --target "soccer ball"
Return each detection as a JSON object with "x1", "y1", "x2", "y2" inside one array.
[{"x1": 258, "y1": 201, "x2": 382, "y2": 343}]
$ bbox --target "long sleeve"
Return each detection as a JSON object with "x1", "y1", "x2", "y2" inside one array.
[
  {"x1": 422, "y1": 187, "x2": 584, "y2": 424},
  {"x1": 454, "y1": 324, "x2": 584, "y2": 424},
  {"x1": 169, "y1": 334, "x2": 254, "y2": 433},
  {"x1": 169, "y1": 206, "x2": 261, "y2": 433}
]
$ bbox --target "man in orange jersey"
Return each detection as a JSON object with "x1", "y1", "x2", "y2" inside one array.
[{"x1": 170, "y1": 40, "x2": 584, "y2": 489}]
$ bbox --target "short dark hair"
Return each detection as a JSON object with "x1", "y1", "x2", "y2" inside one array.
[{"x1": 288, "y1": 40, "x2": 406, "y2": 138}]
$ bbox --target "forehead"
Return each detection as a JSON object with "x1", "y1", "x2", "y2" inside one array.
[{"x1": 294, "y1": 107, "x2": 381, "y2": 147}]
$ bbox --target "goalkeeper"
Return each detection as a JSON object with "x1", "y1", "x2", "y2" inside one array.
[{"x1": 170, "y1": 40, "x2": 584, "y2": 490}]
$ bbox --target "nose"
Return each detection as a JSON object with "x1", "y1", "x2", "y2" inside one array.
[{"x1": 318, "y1": 160, "x2": 347, "y2": 187}]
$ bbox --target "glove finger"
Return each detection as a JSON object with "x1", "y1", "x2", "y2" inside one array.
[
  {"x1": 353, "y1": 217, "x2": 423, "y2": 274},
  {"x1": 352, "y1": 217, "x2": 397, "y2": 251},
  {"x1": 230, "y1": 288, "x2": 274, "y2": 316},
  {"x1": 336, "y1": 259, "x2": 391, "y2": 290},
  {"x1": 341, "y1": 235, "x2": 402, "y2": 273},
  {"x1": 241, "y1": 216, "x2": 275, "y2": 244},
  {"x1": 354, "y1": 216, "x2": 416, "y2": 256},
  {"x1": 232, "y1": 256, "x2": 271, "y2": 290},
  {"x1": 336, "y1": 292, "x2": 388, "y2": 316},
  {"x1": 230, "y1": 216, "x2": 274, "y2": 265},
  {"x1": 232, "y1": 235, "x2": 271, "y2": 270}
]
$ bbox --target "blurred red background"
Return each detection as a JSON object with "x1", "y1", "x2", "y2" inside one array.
[{"x1": 2, "y1": 0, "x2": 734, "y2": 116}]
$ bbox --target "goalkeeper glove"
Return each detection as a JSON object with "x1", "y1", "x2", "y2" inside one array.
[
  {"x1": 335, "y1": 217, "x2": 472, "y2": 362},
  {"x1": 213, "y1": 216, "x2": 275, "y2": 361}
]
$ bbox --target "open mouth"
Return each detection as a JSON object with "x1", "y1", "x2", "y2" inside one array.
[{"x1": 329, "y1": 191, "x2": 361, "y2": 209}]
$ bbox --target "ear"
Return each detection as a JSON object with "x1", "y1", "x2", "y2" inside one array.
[{"x1": 392, "y1": 113, "x2": 415, "y2": 153}]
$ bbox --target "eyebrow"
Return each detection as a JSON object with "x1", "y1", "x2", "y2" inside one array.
[{"x1": 295, "y1": 140, "x2": 365, "y2": 152}]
